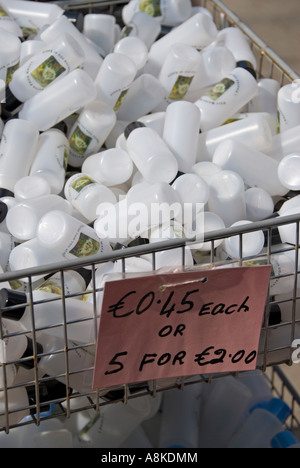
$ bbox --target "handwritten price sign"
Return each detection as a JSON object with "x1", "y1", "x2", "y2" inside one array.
[{"x1": 93, "y1": 266, "x2": 271, "y2": 389}]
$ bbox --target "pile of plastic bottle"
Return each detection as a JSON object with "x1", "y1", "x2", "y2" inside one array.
[
  {"x1": 0, "y1": 0, "x2": 300, "y2": 448},
  {"x1": 0, "y1": 371, "x2": 299, "y2": 448}
]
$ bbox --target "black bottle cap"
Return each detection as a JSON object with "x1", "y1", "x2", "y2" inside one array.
[
  {"x1": 128, "y1": 238, "x2": 150, "y2": 248},
  {"x1": 19, "y1": 337, "x2": 43, "y2": 370},
  {"x1": 0, "y1": 201, "x2": 8, "y2": 223},
  {"x1": 4, "y1": 87, "x2": 23, "y2": 114},
  {"x1": 75, "y1": 268, "x2": 93, "y2": 287},
  {"x1": 63, "y1": 11, "x2": 84, "y2": 32},
  {"x1": 124, "y1": 121, "x2": 146, "y2": 140},
  {"x1": 0, "y1": 289, "x2": 27, "y2": 321},
  {"x1": 0, "y1": 188, "x2": 14, "y2": 199},
  {"x1": 268, "y1": 303, "x2": 282, "y2": 326},
  {"x1": 236, "y1": 60, "x2": 257, "y2": 80},
  {"x1": 27, "y1": 376, "x2": 72, "y2": 410},
  {"x1": 170, "y1": 171, "x2": 186, "y2": 185}
]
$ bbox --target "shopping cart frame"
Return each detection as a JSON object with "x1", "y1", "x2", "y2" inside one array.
[{"x1": 0, "y1": 0, "x2": 299, "y2": 434}]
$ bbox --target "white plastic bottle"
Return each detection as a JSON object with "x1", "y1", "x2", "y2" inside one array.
[
  {"x1": 222, "y1": 220, "x2": 265, "y2": 260},
  {"x1": 215, "y1": 27, "x2": 257, "y2": 70},
  {"x1": 0, "y1": 288, "x2": 95, "y2": 345},
  {"x1": 124, "y1": 122, "x2": 178, "y2": 184},
  {"x1": 19, "y1": 40, "x2": 44, "y2": 67},
  {"x1": 29, "y1": 129, "x2": 70, "y2": 195},
  {"x1": 122, "y1": 0, "x2": 163, "y2": 25},
  {"x1": 212, "y1": 138, "x2": 287, "y2": 197},
  {"x1": 82, "y1": 148, "x2": 134, "y2": 187},
  {"x1": 77, "y1": 393, "x2": 162, "y2": 448},
  {"x1": 39, "y1": 15, "x2": 103, "y2": 80},
  {"x1": 64, "y1": 173, "x2": 117, "y2": 223},
  {"x1": 245, "y1": 188, "x2": 274, "y2": 222},
  {"x1": 172, "y1": 173, "x2": 209, "y2": 222},
  {"x1": 195, "y1": 66, "x2": 258, "y2": 132},
  {"x1": 208, "y1": 170, "x2": 247, "y2": 227},
  {"x1": 185, "y1": 46, "x2": 236, "y2": 101},
  {"x1": 6, "y1": 195, "x2": 72, "y2": 241},
  {"x1": 13, "y1": 176, "x2": 51, "y2": 201},
  {"x1": 8, "y1": 238, "x2": 66, "y2": 281},
  {"x1": 163, "y1": 101, "x2": 201, "y2": 172},
  {"x1": 0, "y1": 380, "x2": 68, "y2": 430},
  {"x1": 94, "y1": 53, "x2": 137, "y2": 112},
  {"x1": 67, "y1": 101, "x2": 116, "y2": 168},
  {"x1": 37, "y1": 210, "x2": 111, "y2": 261},
  {"x1": 0, "y1": 317, "x2": 35, "y2": 364},
  {"x1": 119, "y1": 11, "x2": 161, "y2": 49},
  {"x1": 159, "y1": 384, "x2": 202, "y2": 448},
  {"x1": 278, "y1": 82, "x2": 300, "y2": 133},
  {"x1": 198, "y1": 376, "x2": 252, "y2": 448},
  {"x1": 37, "y1": 269, "x2": 90, "y2": 299},
  {"x1": 38, "y1": 334, "x2": 95, "y2": 393},
  {"x1": 248, "y1": 79, "x2": 281, "y2": 124},
  {"x1": 158, "y1": 43, "x2": 200, "y2": 107},
  {"x1": 0, "y1": 30, "x2": 21, "y2": 86},
  {"x1": 196, "y1": 112, "x2": 277, "y2": 161},
  {"x1": 19, "y1": 69, "x2": 97, "y2": 132},
  {"x1": 83, "y1": 14, "x2": 116, "y2": 56},
  {"x1": 0, "y1": 1, "x2": 22, "y2": 37},
  {"x1": 278, "y1": 153, "x2": 300, "y2": 191},
  {"x1": 116, "y1": 74, "x2": 165, "y2": 122},
  {"x1": 228, "y1": 398, "x2": 291, "y2": 448},
  {"x1": 113, "y1": 37, "x2": 148, "y2": 72},
  {"x1": 1, "y1": 0, "x2": 64, "y2": 33},
  {"x1": 0, "y1": 119, "x2": 39, "y2": 194},
  {"x1": 267, "y1": 124, "x2": 300, "y2": 161},
  {"x1": 147, "y1": 12, "x2": 217, "y2": 76},
  {"x1": 6, "y1": 33, "x2": 84, "y2": 112}
]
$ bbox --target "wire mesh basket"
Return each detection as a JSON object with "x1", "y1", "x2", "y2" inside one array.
[{"x1": 0, "y1": 0, "x2": 300, "y2": 434}]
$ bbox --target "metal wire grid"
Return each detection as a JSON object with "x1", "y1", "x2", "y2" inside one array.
[
  {"x1": 1, "y1": 214, "x2": 300, "y2": 432},
  {"x1": 0, "y1": 0, "x2": 299, "y2": 433}
]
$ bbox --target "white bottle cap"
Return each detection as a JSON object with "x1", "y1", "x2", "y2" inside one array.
[
  {"x1": 14, "y1": 175, "x2": 51, "y2": 201},
  {"x1": 278, "y1": 154, "x2": 300, "y2": 191},
  {"x1": 224, "y1": 220, "x2": 265, "y2": 259}
]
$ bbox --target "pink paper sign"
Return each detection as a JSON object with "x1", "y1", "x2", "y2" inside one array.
[{"x1": 93, "y1": 266, "x2": 271, "y2": 389}]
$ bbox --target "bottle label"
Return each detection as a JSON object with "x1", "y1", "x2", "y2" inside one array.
[
  {"x1": 6, "y1": 62, "x2": 19, "y2": 84},
  {"x1": 0, "y1": 6, "x2": 9, "y2": 17},
  {"x1": 139, "y1": 0, "x2": 162, "y2": 17},
  {"x1": 69, "y1": 232, "x2": 101, "y2": 258},
  {"x1": 69, "y1": 126, "x2": 92, "y2": 156},
  {"x1": 119, "y1": 25, "x2": 134, "y2": 40},
  {"x1": 113, "y1": 89, "x2": 129, "y2": 112},
  {"x1": 70, "y1": 175, "x2": 95, "y2": 197},
  {"x1": 204, "y1": 78, "x2": 235, "y2": 102},
  {"x1": 30, "y1": 55, "x2": 66, "y2": 88},
  {"x1": 168, "y1": 75, "x2": 194, "y2": 101}
]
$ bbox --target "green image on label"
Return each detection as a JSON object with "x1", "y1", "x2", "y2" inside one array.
[
  {"x1": 0, "y1": 6, "x2": 9, "y2": 17},
  {"x1": 69, "y1": 126, "x2": 92, "y2": 156},
  {"x1": 119, "y1": 25, "x2": 134, "y2": 40},
  {"x1": 205, "y1": 78, "x2": 235, "y2": 101},
  {"x1": 139, "y1": 0, "x2": 162, "y2": 17},
  {"x1": 63, "y1": 148, "x2": 69, "y2": 171},
  {"x1": 21, "y1": 27, "x2": 39, "y2": 38},
  {"x1": 168, "y1": 75, "x2": 194, "y2": 101},
  {"x1": 38, "y1": 281, "x2": 62, "y2": 295},
  {"x1": 6, "y1": 63, "x2": 19, "y2": 84},
  {"x1": 69, "y1": 233, "x2": 100, "y2": 258},
  {"x1": 71, "y1": 176, "x2": 94, "y2": 193},
  {"x1": 114, "y1": 89, "x2": 129, "y2": 112},
  {"x1": 31, "y1": 55, "x2": 66, "y2": 88}
]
